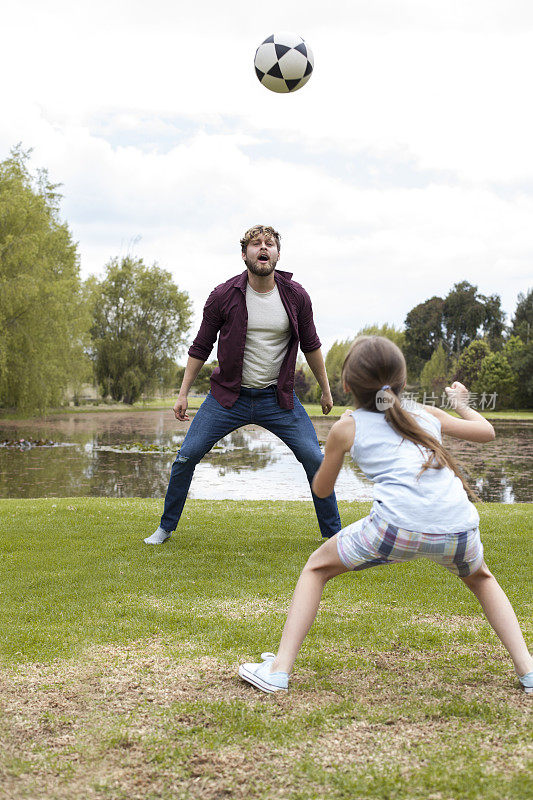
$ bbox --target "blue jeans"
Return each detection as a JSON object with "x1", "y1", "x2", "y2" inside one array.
[{"x1": 160, "y1": 386, "x2": 341, "y2": 538}]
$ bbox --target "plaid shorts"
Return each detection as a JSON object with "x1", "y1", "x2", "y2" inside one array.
[{"x1": 337, "y1": 512, "x2": 484, "y2": 577}]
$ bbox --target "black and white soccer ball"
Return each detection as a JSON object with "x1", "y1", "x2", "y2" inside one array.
[{"x1": 254, "y1": 32, "x2": 314, "y2": 93}]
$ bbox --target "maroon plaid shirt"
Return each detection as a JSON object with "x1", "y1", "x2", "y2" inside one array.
[{"x1": 188, "y1": 269, "x2": 322, "y2": 410}]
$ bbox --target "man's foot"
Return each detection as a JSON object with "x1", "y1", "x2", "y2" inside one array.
[
  {"x1": 519, "y1": 670, "x2": 533, "y2": 694},
  {"x1": 239, "y1": 652, "x2": 288, "y2": 693},
  {"x1": 144, "y1": 526, "x2": 171, "y2": 545}
]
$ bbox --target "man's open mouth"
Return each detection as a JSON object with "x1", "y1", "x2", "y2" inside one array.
[{"x1": 258, "y1": 253, "x2": 269, "y2": 262}]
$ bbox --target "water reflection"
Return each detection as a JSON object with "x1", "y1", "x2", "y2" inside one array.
[
  {"x1": 446, "y1": 424, "x2": 533, "y2": 503},
  {"x1": 0, "y1": 410, "x2": 531, "y2": 502}
]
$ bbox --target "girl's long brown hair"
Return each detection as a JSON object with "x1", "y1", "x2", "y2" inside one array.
[{"x1": 342, "y1": 336, "x2": 478, "y2": 501}]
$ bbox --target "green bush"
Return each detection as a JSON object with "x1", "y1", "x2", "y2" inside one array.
[
  {"x1": 419, "y1": 343, "x2": 455, "y2": 397},
  {"x1": 475, "y1": 352, "x2": 517, "y2": 408}
]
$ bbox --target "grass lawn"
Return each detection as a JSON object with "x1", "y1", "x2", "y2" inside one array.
[{"x1": 0, "y1": 499, "x2": 532, "y2": 799}]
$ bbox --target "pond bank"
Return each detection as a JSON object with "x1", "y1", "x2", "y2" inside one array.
[{"x1": 2, "y1": 400, "x2": 533, "y2": 422}]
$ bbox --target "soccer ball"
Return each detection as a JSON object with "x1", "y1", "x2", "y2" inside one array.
[{"x1": 254, "y1": 32, "x2": 314, "y2": 93}]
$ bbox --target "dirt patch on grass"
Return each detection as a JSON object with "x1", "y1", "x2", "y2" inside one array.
[
  {"x1": 326, "y1": 644, "x2": 531, "y2": 709},
  {"x1": 129, "y1": 594, "x2": 290, "y2": 619},
  {"x1": 1, "y1": 640, "x2": 237, "y2": 719},
  {"x1": 409, "y1": 611, "x2": 484, "y2": 633},
  {"x1": 0, "y1": 639, "x2": 531, "y2": 800},
  {"x1": 330, "y1": 604, "x2": 498, "y2": 635}
]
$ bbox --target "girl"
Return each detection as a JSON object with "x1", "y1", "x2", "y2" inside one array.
[{"x1": 239, "y1": 336, "x2": 533, "y2": 694}]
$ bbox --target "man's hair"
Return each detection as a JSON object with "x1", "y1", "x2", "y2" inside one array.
[{"x1": 240, "y1": 225, "x2": 281, "y2": 253}]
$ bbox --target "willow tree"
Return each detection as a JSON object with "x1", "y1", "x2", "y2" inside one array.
[
  {"x1": 0, "y1": 147, "x2": 89, "y2": 413},
  {"x1": 90, "y1": 256, "x2": 192, "y2": 404}
]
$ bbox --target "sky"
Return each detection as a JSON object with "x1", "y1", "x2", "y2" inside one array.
[{"x1": 2, "y1": 0, "x2": 533, "y2": 358}]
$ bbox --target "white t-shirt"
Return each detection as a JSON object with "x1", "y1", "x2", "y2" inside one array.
[
  {"x1": 241, "y1": 284, "x2": 291, "y2": 388},
  {"x1": 350, "y1": 406, "x2": 480, "y2": 533}
]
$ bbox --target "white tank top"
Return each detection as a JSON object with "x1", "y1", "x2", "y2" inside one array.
[{"x1": 350, "y1": 406, "x2": 479, "y2": 533}]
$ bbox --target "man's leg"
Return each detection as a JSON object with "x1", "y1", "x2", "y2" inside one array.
[
  {"x1": 257, "y1": 389, "x2": 342, "y2": 538},
  {"x1": 148, "y1": 393, "x2": 249, "y2": 541}
]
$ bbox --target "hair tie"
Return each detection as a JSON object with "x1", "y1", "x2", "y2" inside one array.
[{"x1": 375, "y1": 384, "x2": 394, "y2": 412}]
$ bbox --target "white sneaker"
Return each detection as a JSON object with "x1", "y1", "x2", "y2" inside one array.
[
  {"x1": 519, "y1": 670, "x2": 533, "y2": 694},
  {"x1": 144, "y1": 526, "x2": 171, "y2": 545},
  {"x1": 239, "y1": 652, "x2": 288, "y2": 693}
]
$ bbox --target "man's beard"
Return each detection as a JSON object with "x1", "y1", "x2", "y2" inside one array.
[{"x1": 244, "y1": 257, "x2": 277, "y2": 277}]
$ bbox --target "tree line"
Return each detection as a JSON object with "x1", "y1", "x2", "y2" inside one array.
[
  {"x1": 1, "y1": 148, "x2": 531, "y2": 414},
  {"x1": 304, "y1": 285, "x2": 531, "y2": 409}
]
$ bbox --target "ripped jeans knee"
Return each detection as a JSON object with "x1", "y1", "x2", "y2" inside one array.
[{"x1": 172, "y1": 448, "x2": 201, "y2": 470}]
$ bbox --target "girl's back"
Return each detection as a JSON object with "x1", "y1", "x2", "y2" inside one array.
[{"x1": 350, "y1": 406, "x2": 479, "y2": 534}]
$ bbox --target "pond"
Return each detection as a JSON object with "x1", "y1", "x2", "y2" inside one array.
[{"x1": 0, "y1": 410, "x2": 531, "y2": 503}]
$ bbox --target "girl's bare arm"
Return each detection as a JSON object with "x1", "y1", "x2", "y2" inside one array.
[
  {"x1": 312, "y1": 412, "x2": 355, "y2": 498},
  {"x1": 425, "y1": 382, "x2": 495, "y2": 443}
]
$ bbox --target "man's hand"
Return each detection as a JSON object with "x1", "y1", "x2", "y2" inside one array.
[
  {"x1": 321, "y1": 390, "x2": 334, "y2": 415},
  {"x1": 303, "y1": 349, "x2": 334, "y2": 416},
  {"x1": 173, "y1": 394, "x2": 189, "y2": 421}
]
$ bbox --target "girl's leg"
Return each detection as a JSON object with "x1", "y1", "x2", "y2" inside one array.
[
  {"x1": 461, "y1": 560, "x2": 533, "y2": 677},
  {"x1": 271, "y1": 535, "x2": 350, "y2": 675}
]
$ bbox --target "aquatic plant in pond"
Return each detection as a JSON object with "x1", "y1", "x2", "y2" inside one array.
[{"x1": 1, "y1": 438, "x2": 57, "y2": 450}]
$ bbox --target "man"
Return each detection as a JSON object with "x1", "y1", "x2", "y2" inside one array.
[{"x1": 145, "y1": 224, "x2": 341, "y2": 544}]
